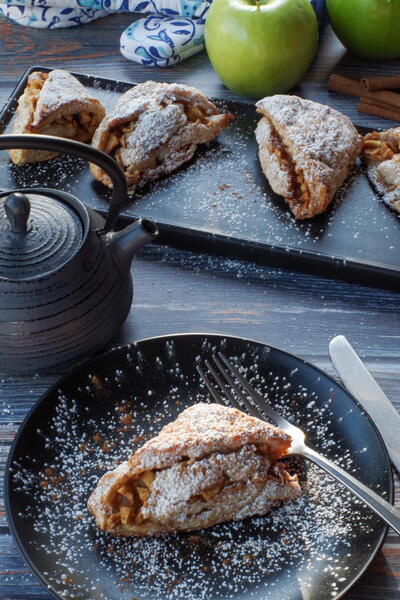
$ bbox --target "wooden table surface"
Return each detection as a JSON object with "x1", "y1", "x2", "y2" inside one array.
[{"x1": 0, "y1": 12, "x2": 399, "y2": 600}]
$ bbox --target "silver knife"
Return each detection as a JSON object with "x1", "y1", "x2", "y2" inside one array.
[{"x1": 329, "y1": 335, "x2": 400, "y2": 474}]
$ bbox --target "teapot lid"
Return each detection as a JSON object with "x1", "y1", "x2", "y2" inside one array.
[{"x1": 0, "y1": 189, "x2": 86, "y2": 281}]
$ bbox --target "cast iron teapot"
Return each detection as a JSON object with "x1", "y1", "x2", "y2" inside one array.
[{"x1": 0, "y1": 134, "x2": 158, "y2": 373}]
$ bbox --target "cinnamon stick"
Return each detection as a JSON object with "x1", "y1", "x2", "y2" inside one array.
[
  {"x1": 362, "y1": 89, "x2": 400, "y2": 111},
  {"x1": 361, "y1": 75, "x2": 400, "y2": 91},
  {"x1": 328, "y1": 74, "x2": 364, "y2": 97},
  {"x1": 359, "y1": 96, "x2": 390, "y2": 111},
  {"x1": 357, "y1": 101, "x2": 400, "y2": 123},
  {"x1": 360, "y1": 96, "x2": 399, "y2": 111},
  {"x1": 329, "y1": 73, "x2": 400, "y2": 110}
]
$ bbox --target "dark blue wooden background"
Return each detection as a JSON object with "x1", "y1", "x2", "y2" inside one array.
[{"x1": 0, "y1": 14, "x2": 399, "y2": 599}]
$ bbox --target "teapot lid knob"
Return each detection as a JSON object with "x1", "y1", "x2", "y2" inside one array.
[{"x1": 4, "y1": 192, "x2": 31, "y2": 234}]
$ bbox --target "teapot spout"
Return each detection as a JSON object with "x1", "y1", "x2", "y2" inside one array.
[{"x1": 108, "y1": 218, "x2": 158, "y2": 272}]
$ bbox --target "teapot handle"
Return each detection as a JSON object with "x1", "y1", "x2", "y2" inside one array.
[{"x1": 0, "y1": 134, "x2": 128, "y2": 233}]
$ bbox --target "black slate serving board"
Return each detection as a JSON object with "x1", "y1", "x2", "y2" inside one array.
[{"x1": 1, "y1": 66, "x2": 399, "y2": 290}]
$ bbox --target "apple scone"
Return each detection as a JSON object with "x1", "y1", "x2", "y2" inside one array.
[
  {"x1": 88, "y1": 402, "x2": 300, "y2": 536},
  {"x1": 9, "y1": 69, "x2": 105, "y2": 165},
  {"x1": 90, "y1": 81, "x2": 234, "y2": 192},
  {"x1": 255, "y1": 95, "x2": 361, "y2": 219},
  {"x1": 362, "y1": 128, "x2": 400, "y2": 213}
]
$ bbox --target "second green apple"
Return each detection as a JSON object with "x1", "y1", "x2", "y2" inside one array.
[{"x1": 205, "y1": 0, "x2": 318, "y2": 98}]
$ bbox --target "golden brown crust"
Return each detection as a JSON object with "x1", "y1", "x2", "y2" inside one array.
[
  {"x1": 8, "y1": 70, "x2": 106, "y2": 165},
  {"x1": 255, "y1": 95, "x2": 361, "y2": 219},
  {"x1": 88, "y1": 403, "x2": 300, "y2": 536},
  {"x1": 90, "y1": 81, "x2": 234, "y2": 191}
]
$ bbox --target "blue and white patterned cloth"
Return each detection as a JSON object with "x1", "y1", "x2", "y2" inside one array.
[
  {"x1": 0, "y1": 0, "x2": 211, "y2": 66},
  {"x1": 121, "y1": 1, "x2": 210, "y2": 66},
  {"x1": 0, "y1": 0, "x2": 324, "y2": 67}
]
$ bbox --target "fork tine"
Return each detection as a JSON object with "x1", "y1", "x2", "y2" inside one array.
[
  {"x1": 211, "y1": 354, "x2": 260, "y2": 419},
  {"x1": 196, "y1": 365, "x2": 224, "y2": 405},
  {"x1": 204, "y1": 359, "x2": 242, "y2": 411},
  {"x1": 218, "y1": 352, "x2": 289, "y2": 429}
]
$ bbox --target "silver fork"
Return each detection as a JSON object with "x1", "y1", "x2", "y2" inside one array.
[{"x1": 197, "y1": 352, "x2": 400, "y2": 535}]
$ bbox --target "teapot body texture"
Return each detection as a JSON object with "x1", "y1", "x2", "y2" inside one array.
[{"x1": 0, "y1": 194, "x2": 132, "y2": 373}]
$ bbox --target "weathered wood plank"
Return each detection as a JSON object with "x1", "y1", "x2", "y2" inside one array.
[{"x1": 0, "y1": 12, "x2": 399, "y2": 599}]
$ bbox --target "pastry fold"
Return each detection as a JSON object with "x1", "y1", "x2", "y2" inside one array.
[
  {"x1": 362, "y1": 128, "x2": 400, "y2": 213},
  {"x1": 90, "y1": 81, "x2": 234, "y2": 191},
  {"x1": 255, "y1": 95, "x2": 361, "y2": 219},
  {"x1": 9, "y1": 70, "x2": 106, "y2": 165},
  {"x1": 88, "y1": 403, "x2": 300, "y2": 536}
]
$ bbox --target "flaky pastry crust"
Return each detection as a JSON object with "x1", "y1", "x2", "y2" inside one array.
[
  {"x1": 8, "y1": 70, "x2": 105, "y2": 165},
  {"x1": 88, "y1": 403, "x2": 300, "y2": 536},
  {"x1": 90, "y1": 81, "x2": 234, "y2": 192},
  {"x1": 255, "y1": 95, "x2": 361, "y2": 219}
]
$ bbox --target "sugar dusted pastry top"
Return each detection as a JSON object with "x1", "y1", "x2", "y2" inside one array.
[
  {"x1": 257, "y1": 95, "x2": 359, "y2": 174},
  {"x1": 90, "y1": 80, "x2": 234, "y2": 191},
  {"x1": 256, "y1": 95, "x2": 361, "y2": 219},
  {"x1": 13, "y1": 69, "x2": 105, "y2": 133},
  {"x1": 9, "y1": 69, "x2": 105, "y2": 165},
  {"x1": 100, "y1": 80, "x2": 223, "y2": 128},
  {"x1": 32, "y1": 70, "x2": 104, "y2": 129},
  {"x1": 129, "y1": 402, "x2": 292, "y2": 472},
  {"x1": 87, "y1": 402, "x2": 298, "y2": 536}
]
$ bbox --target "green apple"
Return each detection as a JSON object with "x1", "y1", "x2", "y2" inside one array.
[
  {"x1": 327, "y1": 0, "x2": 400, "y2": 60},
  {"x1": 204, "y1": 0, "x2": 318, "y2": 98}
]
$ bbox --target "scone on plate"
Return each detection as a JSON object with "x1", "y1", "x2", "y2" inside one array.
[
  {"x1": 255, "y1": 95, "x2": 361, "y2": 219},
  {"x1": 88, "y1": 403, "x2": 300, "y2": 536},
  {"x1": 90, "y1": 81, "x2": 234, "y2": 192},
  {"x1": 8, "y1": 69, "x2": 106, "y2": 165},
  {"x1": 362, "y1": 128, "x2": 400, "y2": 213}
]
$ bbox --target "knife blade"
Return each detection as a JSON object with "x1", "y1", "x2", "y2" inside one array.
[{"x1": 329, "y1": 335, "x2": 400, "y2": 474}]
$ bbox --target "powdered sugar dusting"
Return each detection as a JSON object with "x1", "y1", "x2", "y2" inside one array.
[
  {"x1": 91, "y1": 81, "x2": 233, "y2": 191},
  {"x1": 142, "y1": 445, "x2": 290, "y2": 526},
  {"x1": 256, "y1": 95, "x2": 360, "y2": 174},
  {"x1": 255, "y1": 95, "x2": 361, "y2": 219},
  {"x1": 111, "y1": 81, "x2": 218, "y2": 122},
  {"x1": 33, "y1": 70, "x2": 104, "y2": 123},
  {"x1": 123, "y1": 104, "x2": 186, "y2": 162},
  {"x1": 2, "y1": 77, "x2": 400, "y2": 273},
  {"x1": 8, "y1": 336, "x2": 388, "y2": 600}
]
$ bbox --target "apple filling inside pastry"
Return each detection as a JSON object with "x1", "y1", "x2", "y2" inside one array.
[
  {"x1": 88, "y1": 403, "x2": 301, "y2": 536},
  {"x1": 40, "y1": 110, "x2": 99, "y2": 142},
  {"x1": 100, "y1": 104, "x2": 210, "y2": 188},
  {"x1": 362, "y1": 129, "x2": 400, "y2": 213},
  {"x1": 106, "y1": 470, "x2": 156, "y2": 528},
  {"x1": 267, "y1": 125, "x2": 314, "y2": 213},
  {"x1": 362, "y1": 132, "x2": 397, "y2": 163},
  {"x1": 9, "y1": 69, "x2": 106, "y2": 165},
  {"x1": 27, "y1": 74, "x2": 99, "y2": 142},
  {"x1": 90, "y1": 81, "x2": 234, "y2": 192}
]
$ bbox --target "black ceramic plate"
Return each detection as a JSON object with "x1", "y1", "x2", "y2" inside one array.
[
  {"x1": 5, "y1": 333, "x2": 393, "y2": 600},
  {"x1": 1, "y1": 66, "x2": 400, "y2": 289}
]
